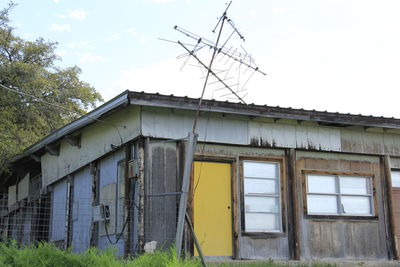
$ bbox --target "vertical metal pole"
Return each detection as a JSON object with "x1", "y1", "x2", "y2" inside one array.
[
  {"x1": 176, "y1": 132, "x2": 197, "y2": 259},
  {"x1": 185, "y1": 212, "x2": 207, "y2": 267}
]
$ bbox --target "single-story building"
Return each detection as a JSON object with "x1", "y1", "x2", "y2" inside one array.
[{"x1": 1, "y1": 90, "x2": 400, "y2": 261}]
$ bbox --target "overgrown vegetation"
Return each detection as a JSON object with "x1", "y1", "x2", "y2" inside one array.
[
  {"x1": 0, "y1": 241, "x2": 201, "y2": 267},
  {"x1": 0, "y1": 2, "x2": 102, "y2": 173},
  {"x1": 0, "y1": 241, "x2": 337, "y2": 267}
]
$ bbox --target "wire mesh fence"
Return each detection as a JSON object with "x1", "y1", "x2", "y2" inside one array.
[
  {"x1": 144, "y1": 193, "x2": 180, "y2": 250},
  {"x1": 0, "y1": 193, "x2": 150, "y2": 255}
]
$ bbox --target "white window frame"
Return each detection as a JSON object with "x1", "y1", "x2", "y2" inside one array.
[
  {"x1": 243, "y1": 160, "x2": 282, "y2": 233},
  {"x1": 391, "y1": 170, "x2": 400, "y2": 187},
  {"x1": 306, "y1": 173, "x2": 374, "y2": 216}
]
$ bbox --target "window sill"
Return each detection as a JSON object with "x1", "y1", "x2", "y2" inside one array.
[
  {"x1": 241, "y1": 232, "x2": 285, "y2": 239},
  {"x1": 304, "y1": 214, "x2": 378, "y2": 221}
]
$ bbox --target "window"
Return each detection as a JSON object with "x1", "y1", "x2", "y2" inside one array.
[
  {"x1": 306, "y1": 174, "x2": 373, "y2": 216},
  {"x1": 391, "y1": 171, "x2": 400, "y2": 187},
  {"x1": 243, "y1": 161, "x2": 282, "y2": 232}
]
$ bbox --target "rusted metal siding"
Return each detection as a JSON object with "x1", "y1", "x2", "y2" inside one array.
[
  {"x1": 341, "y1": 130, "x2": 385, "y2": 154},
  {"x1": 141, "y1": 107, "x2": 400, "y2": 159},
  {"x1": 195, "y1": 143, "x2": 285, "y2": 158},
  {"x1": 390, "y1": 157, "x2": 400, "y2": 169},
  {"x1": 141, "y1": 107, "x2": 248, "y2": 144},
  {"x1": 249, "y1": 121, "x2": 342, "y2": 151},
  {"x1": 295, "y1": 152, "x2": 388, "y2": 260},
  {"x1": 42, "y1": 106, "x2": 141, "y2": 187}
]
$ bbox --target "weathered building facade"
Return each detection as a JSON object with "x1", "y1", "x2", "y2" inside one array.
[{"x1": 1, "y1": 90, "x2": 400, "y2": 261}]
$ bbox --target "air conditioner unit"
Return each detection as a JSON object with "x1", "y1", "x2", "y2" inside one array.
[{"x1": 92, "y1": 204, "x2": 110, "y2": 222}]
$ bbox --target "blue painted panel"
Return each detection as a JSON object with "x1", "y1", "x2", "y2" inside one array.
[
  {"x1": 99, "y1": 150, "x2": 124, "y2": 187},
  {"x1": 98, "y1": 150, "x2": 125, "y2": 254},
  {"x1": 51, "y1": 179, "x2": 67, "y2": 242},
  {"x1": 99, "y1": 235, "x2": 124, "y2": 256},
  {"x1": 72, "y1": 166, "x2": 92, "y2": 253}
]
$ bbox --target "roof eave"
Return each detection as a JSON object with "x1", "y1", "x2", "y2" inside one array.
[{"x1": 10, "y1": 90, "x2": 130, "y2": 163}]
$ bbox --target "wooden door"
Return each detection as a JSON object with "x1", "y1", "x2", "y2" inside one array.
[{"x1": 193, "y1": 161, "x2": 233, "y2": 256}]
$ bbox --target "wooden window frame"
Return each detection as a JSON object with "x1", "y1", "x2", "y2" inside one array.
[
  {"x1": 302, "y1": 170, "x2": 378, "y2": 220},
  {"x1": 239, "y1": 156, "x2": 286, "y2": 238}
]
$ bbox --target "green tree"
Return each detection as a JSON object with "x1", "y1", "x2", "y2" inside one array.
[{"x1": 0, "y1": 3, "x2": 103, "y2": 172}]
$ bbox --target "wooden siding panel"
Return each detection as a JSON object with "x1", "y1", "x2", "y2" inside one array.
[
  {"x1": 392, "y1": 188, "x2": 400, "y2": 253},
  {"x1": 296, "y1": 154, "x2": 388, "y2": 260},
  {"x1": 239, "y1": 237, "x2": 289, "y2": 259},
  {"x1": 307, "y1": 221, "x2": 342, "y2": 258}
]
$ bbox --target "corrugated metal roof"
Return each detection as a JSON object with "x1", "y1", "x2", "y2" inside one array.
[{"x1": 128, "y1": 91, "x2": 400, "y2": 129}]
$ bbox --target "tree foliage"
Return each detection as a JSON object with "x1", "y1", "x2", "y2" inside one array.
[{"x1": 0, "y1": 3, "x2": 103, "y2": 171}]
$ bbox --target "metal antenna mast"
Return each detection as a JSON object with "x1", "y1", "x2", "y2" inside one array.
[
  {"x1": 169, "y1": 2, "x2": 266, "y2": 263},
  {"x1": 191, "y1": 5, "x2": 227, "y2": 133}
]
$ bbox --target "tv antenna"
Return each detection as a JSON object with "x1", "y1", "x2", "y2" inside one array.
[
  {"x1": 161, "y1": 2, "x2": 267, "y2": 264},
  {"x1": 160, "y1": 1, "x2": 266, "y2": 132}
]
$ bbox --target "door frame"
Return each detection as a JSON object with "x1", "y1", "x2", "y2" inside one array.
[{"x1": 189, "y1": 155, "x2": 238, "y2": 259}]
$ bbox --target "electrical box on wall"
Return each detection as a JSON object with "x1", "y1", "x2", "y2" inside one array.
[
  {"x1": 92, "y1": 204, "x2": 110, "y2": 222},
  {"x1": 128, "y1": 159, "x2": 139, "y2": 178}
]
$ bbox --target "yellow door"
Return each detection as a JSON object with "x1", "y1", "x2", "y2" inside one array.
[{"x1": 193, "y1": 161, "x2": 233, "y2": 256}]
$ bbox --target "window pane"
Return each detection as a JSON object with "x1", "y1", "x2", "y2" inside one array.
[
  {"x1": 244, "y1": 178, "x2": 277, "y2": 194},
  {"x1": 245, "y1": 196, "x2": 279, "y2": 213},
  {"x1": 392, "y1": 171, "x2": 400, "y2": 187},
  {"x1": 307, "y1": 175, "x2": 337, "y2": 194},
  {"x1": 340, "y1": 176, "x2": 369, "y2": 195},
  {"x1": 341, "y1": 196, "x2": 371, "y2": 215},
  {"x1": 244, "y1": 161, "x2": 278, "y2": 178},
  {"x1": 307, "y1": 195, "x2": 338, "y2": 214},
  {"x1": 245, "y1": 213, "x2": 279, "y2": 232}
]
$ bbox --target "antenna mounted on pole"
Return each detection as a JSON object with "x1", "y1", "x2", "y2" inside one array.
[
  {"x1": 167, "y1": 2, "x2": 267, "y2": 263},
  {"x1": 161, "y1": 1, "x2": 266, "y2": 118}
]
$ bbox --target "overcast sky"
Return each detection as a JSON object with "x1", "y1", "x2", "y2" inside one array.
[{"x1": 8, "y1": 0, "x2": 400, "y2": 118}]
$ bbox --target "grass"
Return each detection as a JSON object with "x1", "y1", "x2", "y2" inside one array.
[
  {"x1": 211, "y1": 261, "x2": 336, "y2": 267},
  {"x1": 0, "y1": 241, "x2": 336, "y2": 267},
  {"x1": 0, "y1": 241, "x2": 201, "y2": 267}
]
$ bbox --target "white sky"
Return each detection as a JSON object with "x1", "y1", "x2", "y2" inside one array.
[{"x1": 8, "y1": 0, "x2": 400, "y2": 118}]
